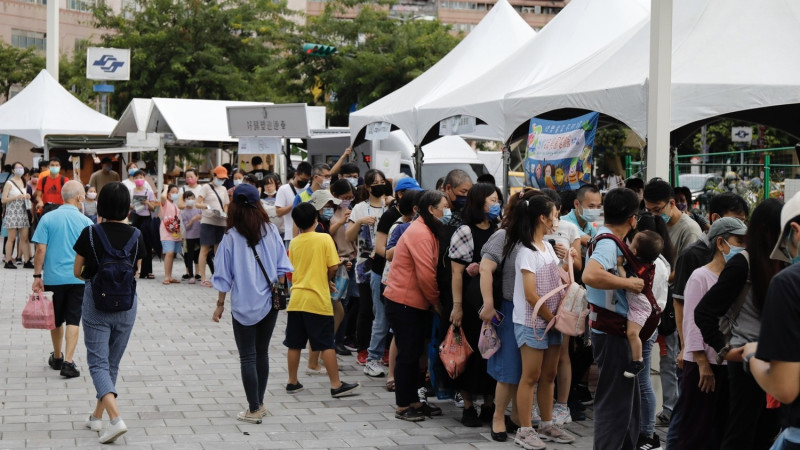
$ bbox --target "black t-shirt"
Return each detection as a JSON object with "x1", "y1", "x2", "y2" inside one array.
[
  {"x1": 73, "y1": 222, "x2": 146, "y2": 279},
  {"x1": 673, "y1": 236, "x2": 714, "y2": 302},
  {"x1": 371, "y1": 207, "x2": 403, "y2": 275},
  {"x1": 249, "y1": 169, "x2": 270, "y2": 182},
  {"x1": 756, "y1": 263, "x2": 800, "y2": 428}
]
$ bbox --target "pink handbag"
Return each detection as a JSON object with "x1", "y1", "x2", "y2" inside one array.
[
  {"x1": 531, "y1": 253, "x2": 588, "y2": 339},
  {"x1": 478, "y1": 321, "x2": 501, "y2": 359},
  {"x1": 22, "y1": 292, "x2": 56, "y2": 330}
]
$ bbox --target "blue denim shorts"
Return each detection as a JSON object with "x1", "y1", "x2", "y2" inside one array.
[
  {"x1": 514, "y1": 323, "x2": 562, "y2": 350},
  {"x1": 161, "y1": 240, "x2": 182, "y2": 254}
]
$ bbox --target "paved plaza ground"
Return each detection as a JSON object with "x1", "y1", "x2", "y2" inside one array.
[{"x1": 0, "y1": 260, "x2": 666, "y2": 449}]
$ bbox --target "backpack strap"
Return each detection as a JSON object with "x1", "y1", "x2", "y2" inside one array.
[
  {"x1": 91, "y1": 224, "x2": 140, "y2": 261},
  {"x1": 531, "y1": 252, "x2": 575, "y2": 340},
  {"x1": 589, "y1": 233, "x2": 660, "y2": 312}
]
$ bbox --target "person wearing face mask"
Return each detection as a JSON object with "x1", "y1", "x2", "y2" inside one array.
[
  {"x1": 694, "y1": 200, "x2": 783, "y2": 450},
  {"x1": 561, "y1": 185, "x2": 602, "y2": 248},
  {"x1": 35, "y1": 157, "x2": 70, "y2": 217},
  {"x1": 83, "y1": 185, "x2": 98, "y2": 224},
  {"x1": 743, "y1": 192, "x2": 800, "y2": 450},
  {"x1": 159, "y1": 184, "x2": 183, "y2": 285},
  {"x1": 88, "y1": 157, "x2": 120, "y2": 194},
  {"x1": 276, "y1": 162, "x2": 312, "y2": 248},
  {"x1": 227, "y1": 168, "x2": 246, "y2": 201},
  {"x1": 177, "y1": 168, "x2": 200, "y2": 209},
  {"x1": 337, "y1": 163, "x2": 361, "y2": 190},
  {"x1": 665, "y1": 217, "x2": 747, "y2": 450},
  {"x1": 2, "y1": 162, "x2": 32, "y2": 268},
  {"x1": 180, "y1": 191, "x2": 203, "y2": 284},
  {"x1": 447, "y1": 183, "x2": 501, "y2": 426},
  {"x1": 442, "y1": 170, "x2": 473, "y2": 229},
  {"x1": 675, "y1": 186, "x2": 710, "y2": 232},
  {"x1": 292, "y1": 163, "x2": 331, "y2": 209},
  {"x1": 260, "y1": 173, "x2": 283, "y2": 235},
  {"x1": 581, "y1": 188, "x2": 646, "y2": 450},
  {"x1": 175, "y1": 168, "x2": 202, "y2": 281},
  {"x1": 121, "y1": 161, "x2": 150, "y2": 197},
  {"x1": 384, "y1": 190, "x2": 445, "y2": 422},
  {"x1": 196, "y1": 166, "x2": 231, "y2": 287}
]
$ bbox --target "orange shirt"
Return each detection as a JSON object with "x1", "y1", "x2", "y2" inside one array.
[{"x1": 36, "y1": 173, "x2": 70, "y2": 205}]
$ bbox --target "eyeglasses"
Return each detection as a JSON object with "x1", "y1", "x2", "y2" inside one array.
[{"x1": 646, "y1": 203, "x2": 669, "y2": 215}]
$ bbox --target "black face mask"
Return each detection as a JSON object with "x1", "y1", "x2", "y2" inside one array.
[
  {"x1": 452, "y1": 195, "x2": 467, "y2": 210},
  {"x1": 371, "y1": 184, "x2": 391, "y2": 197},
  {"x1": 296, "y1": 179, "x2": 308, "y2": 189}
]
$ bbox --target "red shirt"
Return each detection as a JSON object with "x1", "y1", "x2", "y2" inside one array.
[{"x1": 36, "y1": 173, "x2": 70, "y2": 205}]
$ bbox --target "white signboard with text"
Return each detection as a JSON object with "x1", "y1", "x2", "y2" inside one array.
[
  {"x1": 227, "y1": 104, "x2": 312, "y2": 138},
  {"x1": 374, "y1": 150, "x2": 401, "y2": 179},
  {"x1": 365, "y1": 122, "x2": 392, "y2": 141},
  {"x1": 238, "y1": 137, "x2": 282, "y2": 155},
  {"x1": 86, "y1": 47, "x2": 131, "y2": 81}
]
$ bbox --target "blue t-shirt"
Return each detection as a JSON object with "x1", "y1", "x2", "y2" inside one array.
[
  {"x1": 561, "y1": 209, "x2": 597, "y2": 238},
  {"x1": 585, "y1": 227, "x2": 628, "y2": 319},
  {"x1": 31, "y1": 204, "x2": 93, "y2": 285},
  {"x1": 292, "y1": 186, "x2": 314, "y2": 207}
]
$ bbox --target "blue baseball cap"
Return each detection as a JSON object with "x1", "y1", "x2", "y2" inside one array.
[
  {"x1": 233, "y1": 183, "x2": 260, "y2": 207},
  {"x1": 394, "y1": 177, "x2": 422, "y2": 193}
]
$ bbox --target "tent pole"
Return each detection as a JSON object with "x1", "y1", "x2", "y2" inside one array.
[
  {"x1": 414, "y1": 144, "x2": 422, "y2": 184},
  {"x1": 157, "y1": 136, "x2": 165, "y2": 195},
  {"x1": 646, "y1": 0, "x2": 672, "y2": 182},
  {"x1": 502, "y1": 141, "x2": 510, "y2": 199}
]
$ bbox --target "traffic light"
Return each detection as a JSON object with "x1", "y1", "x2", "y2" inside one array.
[{"x1": 302, "y1": 43, "x2": 337, "y2": 57}]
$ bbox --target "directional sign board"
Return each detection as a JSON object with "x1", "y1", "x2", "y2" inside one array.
[
  {"x1": 731, "y1": 126, "x2": 753, "y2": 143},
  {"x1": 227, "y1": 104, "x2": 320, "y2": 138}
]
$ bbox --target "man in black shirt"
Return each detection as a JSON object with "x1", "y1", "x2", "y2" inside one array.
[
  {"x1": 745, "y1": 192, "x2": 800, "y2": 447},
  {"x1": 248, "y1": 156, "x2": 271, "y2": 190}
]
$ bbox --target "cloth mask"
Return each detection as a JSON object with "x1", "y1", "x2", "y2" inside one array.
[
  {"x1": 487, "y1": 203, "x2": 501, "y2": 221},
  {"x1": 296, "y1": 179, "x2": 308, "y2": 189},
  {"x1": 339, "y1": 199, "x2": 352, "y2": 210}
]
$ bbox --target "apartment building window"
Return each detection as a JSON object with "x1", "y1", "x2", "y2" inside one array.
[
  {"x1": 11, "y1": 29, "x2": 46, "y2": 51},
  {"x1": 541, "y1": 7, "x2": 562, "y2": 15},
  {"x1": 67, "y1": 0, "x2": 96, "y2": 11},
  {"x1": 440, "y1": 1, "x2": 490, "y2": 11},
  {"x1": 17, "y1": 0, "x2": 47, "y2": 4},
  {"x1": 450, "y1": 23, "x2": 476, "y2": 32}
]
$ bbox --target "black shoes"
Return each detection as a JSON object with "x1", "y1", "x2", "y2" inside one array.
[
  {"x1": 4, "y1": 261, "x2": 17, "y2": 269},
  {"x1": 48, "y1": 352, "x2": 63, "y2": 370},
  {"x1": 286, "y1": 382, "x2": 304, "y2": 394},
  {"x1": 461, "y1": 405, "x2": 482, "y2": 427},
  {"x1": 491, "y1": 430, "x2": 508, "y2": 442},
  {"x1": 479, "y1": 403, "x2": 495, "y2": 423},
  {"x1": 637, "y1": 432, "x2": 662, "y2": 450},
  {"x1": 505, "y1": 415, "x2": 520, "y2": 433},
  {"x1": 335, "y1": 343, "x2": 352, "y2": 356},
  {"x1": 60, "y1": 361, "x2": 80, "y2": 378},
  {"x1": 23, "y1": 261, "x2": 34, "y2": 269},
  {"x1": 331, "y1": 381, "x2": 360, "y2": 398},
  {"x1": 395, "y1": 407, "x2": 425, "y2": 422},
  {"x1": 419, "y1": 402, "x2": 442, "y2": 417}
]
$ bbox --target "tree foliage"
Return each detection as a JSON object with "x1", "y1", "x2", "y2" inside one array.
[
  {"x1": 682, "y1": 119, "x2": 793, "y2": 154},
  {"x1": 0, "y1": 42, "x2": 44, "y2": 101},
  {"x1": 274, "y1": 0, "x2": 461, "y2": 125},
  {"x1": 92, "y1": 0, "x2": 298, "y2": 116}
]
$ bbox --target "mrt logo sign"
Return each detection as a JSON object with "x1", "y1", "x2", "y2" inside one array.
[{"x1": 86, "y1": 47, "x2": 131, "y2": 81}]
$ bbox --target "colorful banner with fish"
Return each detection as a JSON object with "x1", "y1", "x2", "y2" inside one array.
[{"x1": 524, "y1": 112, "x2": 599, "y2": 192}]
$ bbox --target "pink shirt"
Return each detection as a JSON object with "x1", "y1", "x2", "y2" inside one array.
[
  {"x1": 159, "y1": 200, "x2": 181, "y2": 241},
  {"x1": 683, "y1": 266, "x2": 725, "y2": 365}
]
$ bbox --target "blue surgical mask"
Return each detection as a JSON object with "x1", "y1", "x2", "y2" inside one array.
[
  {"x1": 439, "y1": 207, "x2": 452, "y2": 224},
  {"x1": 213, "y1": 179, "x2": 224, "y2": 187},
  {"x1": 186, "y1": 200, "x2": 196, "y2": 208},
  {"x1": 347, "y1": 178, "x2": 358, "y2": 188},
  {"x1": 723, "y1": 239, "x2": 745, "y2": 263},
  {"x1": 321, "y1": 207, "x2": 334, "y2": 221},
  {"x1": 49, "y1": 166, "x2": 60, "y2": 175},
  {"x1": 786, "y1": 232, "x2": 800, "y2": 265},
  {"x1": 170, "y1": 193, "x2": 179, "y2": 202},
  {"x1": 233, "y1": 179, "x2": 243, "y2": 186},
  {"x1": 321, "y1": 178, "x2": 331, "y2": 190},
  {"x1": 581, "y1": 207, "x2": 602, "y2": 223},
  {"x1": 487, "y1": 203, "x2": 501, "y2": 221},
  {"x1": 129, "y1": 168, "x2": 137, "y2": 177}
]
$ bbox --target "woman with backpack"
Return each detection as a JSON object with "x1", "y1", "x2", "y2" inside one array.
[
  {"x1": 695, "y1": 199, "x2": 783, "y2": 450},
  {"x1": 211, "y1": 183, "x2": 293, "y2": 424},
  {"x1": 73, "y1": 182, "x2": 146, "y2": 444}
]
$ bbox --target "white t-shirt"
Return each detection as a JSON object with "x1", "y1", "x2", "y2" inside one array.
[
  {"x1": 653, "y1": 255, "x2": 671, "y2": 311},
  {"x1": 276, "y1": 183, "x2": 298, "y2": 241},
  {"x1": 544, "y1": 220, "x2": 581, "y2": 265},
  {"x1": 512, "y1": 243, "x2": 559, "y2": 326},
  {"x1": 198, "y1": 184, "x2": 229, "y2": 227}
]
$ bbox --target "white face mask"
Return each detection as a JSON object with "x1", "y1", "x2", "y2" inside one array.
[
  {"x1": 13, "y1": 168, "x2": 24, "y2": 177},
  {"x1": 186, "y1": 199, "x2": 196, "y2": 207},
  {"x1": 213, "y1": 179, "x2": 225, "y2": 187},
  {"x1": 233, "y1": 179, "x2": 243, "y2": 186},
  {"x1": 87, "y1": 192, "x2": 97, "y2": 200}
]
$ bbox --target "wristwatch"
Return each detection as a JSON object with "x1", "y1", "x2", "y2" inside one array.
[
  {"x1": 32, "y1": 274, "x2": 42, "y2": 279},
  {"x1": 717, "y1": 344, "x2": 732, "y2": 364},
  {"x1": 743, "y1": 352, "x2": 757, "y2": 374}
]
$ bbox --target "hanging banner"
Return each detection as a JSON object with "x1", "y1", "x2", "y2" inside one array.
[{"x1": 524, "y1": 112, "x2": 598, "y2": 192}]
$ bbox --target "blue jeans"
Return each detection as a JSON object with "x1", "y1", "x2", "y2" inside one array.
[
  {"x1": 638, "y1": 332, "x2": 657, "y2": 436},
  {"x1": 82, "y1": 282, "x2": 137, "y2": 400},
  {"x1": 367, "y1": 271, "x2": 388, "y2": 361},
  {"x1": 660, "y1": 330, "x2": 680, "y2": 413},
  {"x1": 232, "y1": 309, "x2": 279, "y2": 412}
]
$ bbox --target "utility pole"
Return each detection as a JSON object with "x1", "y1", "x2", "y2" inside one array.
[
  {"x1": 646, "y1": 0, "x2": 672, "y2": 182},
  {"x1": 46, "y1": 0, "x2": 59, "y2": 81}
]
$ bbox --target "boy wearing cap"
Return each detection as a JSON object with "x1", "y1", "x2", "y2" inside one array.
[
  {"x1": 667, "y1": 217, "x2": 747, "y2": 450},
  {"x1": 196, "y1": 166, "x2": 230, "y2": 287},
  {"x1": 744, "y1": 192, "x2": 800, "y2": 449},
  {"x1": 285, "y1": 203, "x2": 360, "y2": 398}
]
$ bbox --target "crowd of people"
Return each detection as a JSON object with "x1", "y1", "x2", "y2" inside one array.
[{"x1": 3, "y1": 153, "x2": 799, "y2": 450}]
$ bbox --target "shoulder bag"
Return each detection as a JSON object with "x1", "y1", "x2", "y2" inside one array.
[{"x1": 251, "y1": 244, "x2": 288, "y2": 310}]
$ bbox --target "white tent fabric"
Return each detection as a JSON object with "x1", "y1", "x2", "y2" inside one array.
[
  {"x1": 416, "y1": 0, "x2": 650, "y2": 143},
  {"x1": 0, "y1": 70, "x2": 117, "y2": 147},
  {"x1": 110, "y1": 98, "x2": 154, "y2": 138},
  {"x1": 348, "y1": 0, "x2": 536, "y2": 146},
  {"x1": 505, "y1": 0, "x2": 800, "y2": 140}
]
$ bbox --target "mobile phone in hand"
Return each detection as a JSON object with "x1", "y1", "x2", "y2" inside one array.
[{"x1": 479, "y1": 305, "x2": 505, "y2": 326}]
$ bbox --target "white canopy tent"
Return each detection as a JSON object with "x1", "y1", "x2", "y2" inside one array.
[
  {"x1": 504, "y1": 0, "x2": 800, "y2": 142},
  {"x1": 416, "y1": 0, "x2": 650, "y2": 144},
  {"x1": 348, "y1": 0, "x2": 536, "y2": 146},
  {"x1": 0, "y1": 69, "x2": 117, "y2": 148}
]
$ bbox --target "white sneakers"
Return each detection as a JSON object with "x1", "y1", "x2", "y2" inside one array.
[
  {"x1": 85, "y1": 415, "x2": 103, "y2": 432},
  {"x1": 363, "y1": 359, "x2": 385, "y2": 377},
  {"x1": 99, "y1": 418, "x2": 128, "y2": 444},
  {"x1": 552, "y1": 402, "x2": 573, "y2": 425}
]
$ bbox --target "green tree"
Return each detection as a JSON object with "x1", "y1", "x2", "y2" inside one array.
[
  {"x1": 275, "y1": 0, "x2": 461, "y2": 125},
  {"x1": 59, "y1": 40, "x2": 97, "y2": 105},
  {"x1": 92, "y1": 0, "x2": 298, "y2": 116},
  {"x1": 0, "y1": 42, "x2": 45, "y2": 101}
]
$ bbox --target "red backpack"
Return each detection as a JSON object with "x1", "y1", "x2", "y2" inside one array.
[{"x1": 586, "y1": 233, "x2": 662, "y2": 340}]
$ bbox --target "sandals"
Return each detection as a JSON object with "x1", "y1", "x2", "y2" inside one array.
[
  {"x1": 146, "y1": 274, "x2": 155, "y2": 279},
  {"x1": 162, "y1": 280, "x2": 171, "y2": 285},
  {"x1": 200, "y1": 280, "x2": 213, "y2": 288},
  {"x1": 169, "y1": 278, "x2": 181, "y2": 284},
  {"x1": 386, "y1": 378, "x2": 396, "y2": 392}
]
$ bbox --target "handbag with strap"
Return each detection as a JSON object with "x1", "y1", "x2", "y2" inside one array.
[
  {"x1": 531, "y1": 252, "x2": 589, "y2": 340},
  {"x1": 251, "y1": 244, "x2": 288, "y2": 311}
]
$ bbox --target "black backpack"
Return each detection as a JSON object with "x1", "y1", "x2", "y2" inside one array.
[{"x1": 89, "y1": 224, "x2": 140, "y2": 312}]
